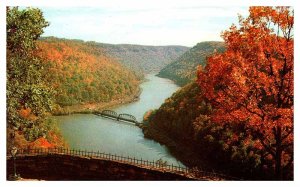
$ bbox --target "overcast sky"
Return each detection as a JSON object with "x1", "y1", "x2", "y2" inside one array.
[{"x1": 38, "y1": 6, "x2": 249, "y2": 47}]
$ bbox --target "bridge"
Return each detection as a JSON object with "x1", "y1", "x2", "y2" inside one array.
[
  {"x1": 94, "y1": 110, "x2": 142, "y2": 127},
  {"x1": 6, "y1": 148, "x2": 238, "y2": 180}
]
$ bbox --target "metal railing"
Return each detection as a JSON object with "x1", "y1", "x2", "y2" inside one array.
[{"x1": 7, "y1": 147, "x2": 239, "y2": 180}]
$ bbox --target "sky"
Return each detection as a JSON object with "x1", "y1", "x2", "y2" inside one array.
[{"x1": 39, "y1": 6, "x2": 249, "y2": 47}]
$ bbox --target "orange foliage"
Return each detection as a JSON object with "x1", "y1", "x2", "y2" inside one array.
[
  {"x1": 30, "y1": 137, "x2": 54, "y2": 149},
  {"x1": 19, "y1": 108, "x2": 31, "y2": 118},
  {"x1": 19, "y1": 108, "x2": 38, "y2": 121}
]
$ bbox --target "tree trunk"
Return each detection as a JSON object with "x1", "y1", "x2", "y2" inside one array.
[{"x1": 275, "y1": 126, "x2": 282, "y2": 180}]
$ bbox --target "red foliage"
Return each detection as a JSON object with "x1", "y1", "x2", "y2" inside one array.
[{"x1": 197, "y1": 7, "x2": 293, "y2": 179}]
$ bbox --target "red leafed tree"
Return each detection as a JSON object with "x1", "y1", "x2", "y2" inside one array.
[{"x1": 197, "y1": 7, "x2": 293, "y2": 179}]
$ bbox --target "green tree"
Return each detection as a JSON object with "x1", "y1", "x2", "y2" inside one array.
[{"x1": 7, "y1": 7, "x2": 54, "y2": 142}]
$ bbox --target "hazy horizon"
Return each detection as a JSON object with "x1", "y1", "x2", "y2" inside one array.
[{"x1": 38, "y1": 6, "x2": 249, "y2": 47}]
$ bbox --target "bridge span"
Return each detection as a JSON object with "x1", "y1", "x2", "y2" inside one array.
[{"x1": 94, "y1": 110, "x2": 143, "y2": 127}]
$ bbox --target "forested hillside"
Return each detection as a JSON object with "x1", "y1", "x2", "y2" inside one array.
[
  {"x1": 144, "y1": 82, "x2": 268, "y2": 179},
  {"x1": 83, "y1": 41, "x2": 189, "y2": 74},
  {"x1": 157, "y1": 41, "x2": 225, "y2": 86},
  {"x1": 37, "y1": 37, "x2": 140, "y2": 107}
]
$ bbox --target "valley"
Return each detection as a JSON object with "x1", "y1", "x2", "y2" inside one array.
[{"x1": 6, "y1": 6, "x2": 294, "y2": 181}]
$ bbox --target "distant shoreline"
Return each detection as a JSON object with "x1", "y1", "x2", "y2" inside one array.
[{"x1": 52, "y1": 87, "x2": 141, "y2": 116}]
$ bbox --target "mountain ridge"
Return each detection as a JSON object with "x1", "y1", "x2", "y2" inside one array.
[
  {"x1": 40, "y1": 37, "x2": 189, "y2": 74},
  {"x1": 157, "y1": 41, "x2": 225, "y2": 86}
]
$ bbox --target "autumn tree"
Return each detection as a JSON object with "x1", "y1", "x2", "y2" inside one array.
[
  {"x1": 7, "y1": 7, "x2": 54, "y2": 143},
  {"x1": 197, "y1": 7, "x2": 293, "y2": 179}
]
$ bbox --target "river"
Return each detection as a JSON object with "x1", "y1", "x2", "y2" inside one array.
[{"x1": 54, "y1": 74, "x2": 184, "y2": 166}]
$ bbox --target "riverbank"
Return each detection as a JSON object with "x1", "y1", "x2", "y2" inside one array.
[
  {"x1": 52, "y1": 88, "x2": 141, "y2": 116},
  {"x1": 142, "y1": 125, "x2": 234, "y2": 177}
]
